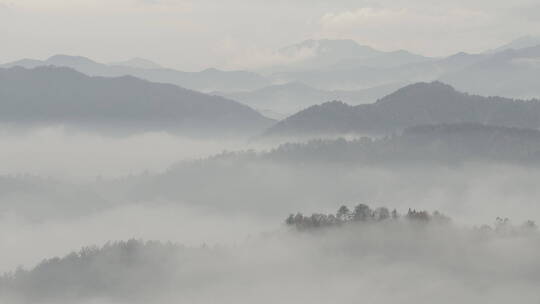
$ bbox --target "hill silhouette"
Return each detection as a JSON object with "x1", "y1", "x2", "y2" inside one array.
[
  {"x1": 0, "y1": 66, "x2": 274, "y2": 136},
  {"x1": 264, "y1": 82, "x2": 540, "y2": 137}
]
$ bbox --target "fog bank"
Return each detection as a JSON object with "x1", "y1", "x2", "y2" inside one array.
[{"x1": 0, "y1": 126, "x2": 263, "y2": 180}]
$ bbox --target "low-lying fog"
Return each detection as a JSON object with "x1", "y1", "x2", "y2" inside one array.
[
  {"x1": 0, "y1": 126, "x2": 264, "y2": 180},
  {"x1": 2, "y1": 218, "x2": 540, "y2": 304},
  {"x1": 0, "y1": 202, "x2": 275, "y2": 274},
  {"x1": 1, "y1": 128, "x2": 540, "y2": 303}
]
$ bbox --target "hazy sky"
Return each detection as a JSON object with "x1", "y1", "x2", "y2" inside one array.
[{"x1": 1, "y1": 0, "x2": 540, "y2": 71}]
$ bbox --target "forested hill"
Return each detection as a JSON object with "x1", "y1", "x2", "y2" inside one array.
[
  {"x1": 0, "y1": 66, "x2": 275, "y2": 136},
  {"x1": 1, "y1": 208, "x2": 536, "y2": 303},
  {"x1": 249, "y1": 123, "x2": 540, "y2": 164},
  {"x1": 263, "y1": 82, "x2": 540, "y2": 137}
]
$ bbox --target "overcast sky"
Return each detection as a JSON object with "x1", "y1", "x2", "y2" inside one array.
[{"x1": 1, "y1": 0, "x2": 539, "y2": 71}]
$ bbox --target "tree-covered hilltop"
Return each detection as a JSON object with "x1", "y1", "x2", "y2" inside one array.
[
  {"x1": 1, "y1": 210, "x2": 539, "y2": 304},
  {"x1": 0, "y1": 241, "x2": 172, "y2": 298},
  {"x1": 285, "y1": 203, "x2": 537, "y2": 234},
  {"x1": 285, "y1": 204, "x2": 450, "y2": 230},
  {"x1": 0, "y1": 240, "x2": 220, "y2": 303}
]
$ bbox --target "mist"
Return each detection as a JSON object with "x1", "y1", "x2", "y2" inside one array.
[
  {"x1": 0, "y1": 202, "x2": 275, "y2": 274},
  {"x1": 2, "y1": 214, "x2": 539, "y2": 304},
  {"x1": 2, "y1": 147, "x2": 540, "y2": 276},
  {"x1": 0, "y1": 126, "x2": 262, "y2": 180},
  {"x1": 2, "y1": 1, "x2": 540, "y2": 302}
]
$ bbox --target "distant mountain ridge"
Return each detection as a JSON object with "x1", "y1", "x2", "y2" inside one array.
[
  {"x1": 272, "y1": 39, "x2": 432, "y2": 72},
  {"x1": 266, "y1": 38, "x2": 540, "y2": 99},
  {"x1": 109, "y1": 57, "x2": 163, "y2": 69},
  {"x1": 216, "y1": 81, "x2": 407, "y2": 117},
  {"x1": 263, "y1": 82, "x2": 540, "y2": 137},
  {"x1": 440, "y1": 45, "x2": 540, "y2": 98},
  {"x1": 487, "y1": 35, "x2": 540, "y2": 53},
  {"x1": 4, "y1": 36, "x2": 540, "y2": 102},
  {"x1": 1, "y1": 55, "x2": 271, "y2": 93},
  {"x1": 0, "y1": 66, "x2": 274, "y2": 136}
]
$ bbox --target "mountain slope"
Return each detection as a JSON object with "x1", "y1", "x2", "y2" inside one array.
[
  {"x1": 331, "y1": 50, "x2": 433, "y2": 69},
  {"x1": 275, "y1": 39, "x2": 382, "y2": 70},
  {"x1": 217, "y1": 82, "x2": 406, "y2": 117},
  {"x1": 109, "y1": 57, "x2": 163, "y2": 69},
  {"x1": 0, "y1": 66, "x2": 274, "y2": 136},
  {"x1": 1, "y1": 55, "x2": 270, "y2": 92},
  {"x1": 265, "y1": 39, "x2": 431, "y2": 74},
  {"x1": 263, "y1": 82, "x2": 540, "y2": 137},
  {"x1": 266, "y1": 123, "x2": 540, "y2": 164},
  {"x1": 269, "y1": 50, "x2": 482, "y2": 91},
  {"x1": 488, "y1": 35, "x2": 540, "y2": 53},
  {"x1": 268, "y1": 39, "x2": 540, "y2": 99},
  {"x1": 440, "y1": 45, "x2": 540, "y2": 98}
]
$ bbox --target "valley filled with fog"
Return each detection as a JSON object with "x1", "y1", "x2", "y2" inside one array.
[
  {"x1": 2, "y1": 1, "x2": 540, "y2": 302},
  {"x1": 3, "y1": 119, "x2": 540, "y2": 303}
]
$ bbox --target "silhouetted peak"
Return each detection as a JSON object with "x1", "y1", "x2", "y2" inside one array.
[
  {"x1": 4, "y1": 65, "x2": 85, "y2": 75},
  {"x1": 489, "y1": 35, "x2": 540, "y2": 53},
  {"x1": 448, "y1": 52, "x2": 469, "y2": 58},
  {"x1": 201, "y1": 67, "x2": 221, "y2": 73},
  {"x1": 388, "y1": 49, "x2": 416, "y2": 56},
  {"x1": 285, "y1": 100, "x2": 350, "y2": 118},
  {"x1": 2, "y1": 58, "x2": 42, "y2": 67},
  {"x1": 110, "y1": 57, "x2": 162, "y2": 69},
  {"x1": 46, "y1": 54, "x2": 98, "y2": 66},
  {"x1": 376, "y1": 82, "x2": 458, "y2": 105}
]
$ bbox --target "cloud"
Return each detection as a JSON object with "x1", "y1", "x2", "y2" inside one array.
[
  {"x1": 0, "y1": 202, "x2": 275, "y2": 274},
  {"x1": 3, "y1": 219, "x2": 540, "y2": 303}
]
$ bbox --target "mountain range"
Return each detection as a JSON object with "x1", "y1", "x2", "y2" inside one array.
[
  {"x1": 3, "y1": 36, "x2": 540, "y2": 119},
  {"x1": 265, "y1": 39, "x2": 433, "y2": 73},
  {"x1": 2, "y1": 37, "x2": 540, "y2": 131},
  {"x1": 487, "y1": 35, "x2": 540, "y2": 53},
  {"x1": 264, "y1": 82, "x2": 540, "y2": 137},
  {"x1": 109, "y1": 57, "x2": 164, "y2": 70},
  {"x1": 440, "y1": 45, "x2": 540, "y2": 98},
  {"x1": 267, "y1": 38, "x2": 540, "y2": 100},
  {"x1": 216, "y1": 81, "x2": 407, "y2": 119},
  {"x1": 0, "y1": 66, "x2": 274, "y2": 136},
  {"x1": 1, "y1": 55, "x2": 271, "y2": 93}
]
